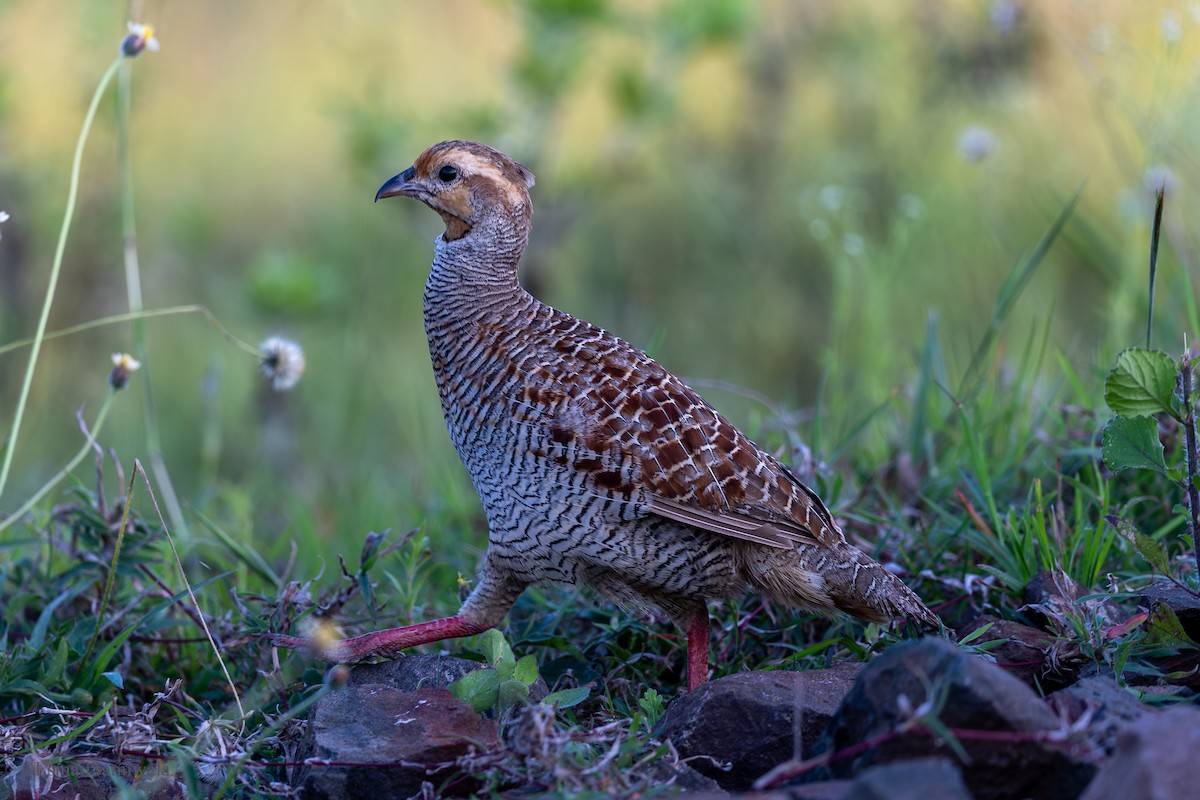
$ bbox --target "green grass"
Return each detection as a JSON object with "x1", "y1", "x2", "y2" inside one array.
[{"x1": 4, "y1": 4, "x2": 1200, "y2": 797}]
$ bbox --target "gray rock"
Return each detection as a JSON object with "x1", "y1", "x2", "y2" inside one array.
[
  {"x1": 842, "y1": 757, "x2": 970, "y2": 800},
  {"x1": 1079, "y1": 705, "x2": 1200, "y2": 800},
  {"x1": 348, "y1": 653, "x2": 549, "y2": 704},
  {"x1": 812, "y1": 637, "x2": 1094, "y2": 800},
  {"x1": 347, "y1": 653, "x2": 485, "y2": 690},
  {"x1": 659, "y1": 664, "x2": 862, "y2": 790},
  {"x1": 294, "y1": 684, "x2": 499, "y2": 799},
  {"x1": 1048, "y1": 676, "x2": 1154, "y2": 758}
]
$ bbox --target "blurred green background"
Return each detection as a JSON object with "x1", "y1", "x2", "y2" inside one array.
[{"x1": 1, "y1": 0, "x2": 1197, "y2": 568}]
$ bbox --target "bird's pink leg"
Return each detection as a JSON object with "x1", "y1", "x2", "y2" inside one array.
[
  {"x1": 272, "y1": 616, "x2": 491, "y2": 662},
  {"x1": 271, "y1": 558, "x2": 526, "y2": 663},
  {"x1": 686, "y1": 607, "x2": 711, "y2": 691}
]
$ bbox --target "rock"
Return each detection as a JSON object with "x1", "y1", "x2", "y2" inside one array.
[
  {"x1": 1138, "y1": 581, "x2": 1200, "y2": 641},
  {"x1": 787, "y1": 783, "x2": 854, "y2": 800},
  {"x1": 294, "y1": 684, "x2": 499, "y2": 799},
  {"x1": 0, "y1": 759, "x2": 183, "y2": 799},
  {"x1": 811, "y1": 637, "x2": 1094, "y2": 800},
  {"x1": 842, "y1": 757, "x2": 971, "y2": 800},
  {"x1": 346, "y1": 653, "x2": 549, "y2": 712},
  {"x1": 658, "y1": 664, "x2": 862, "y2": 790},
  {"x1": 1047, "y1": 676, "x2": 1154, "y2": 758},
  {"x1": 1079, "y1": 705, "x2": 1200, "y2": 800},
  {"x1": 346, "y1": 653, "x2": 486, "y2": 690},
  {"x1": 958, "y1": 614, "x2": 1077, "y2": 688}
]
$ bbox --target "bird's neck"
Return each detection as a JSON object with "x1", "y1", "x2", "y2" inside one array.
[{"x1": 425, "y1": 216, "x2": 534, "y2": 319}]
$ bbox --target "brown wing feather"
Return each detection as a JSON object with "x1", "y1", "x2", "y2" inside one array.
[{"x1": 518, "y1": 314, "x2": 845, "y2": 548}]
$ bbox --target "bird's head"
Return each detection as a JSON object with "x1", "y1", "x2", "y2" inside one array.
[{"x1": 375, "y1": 140, "x2": 536, "y2": 243}]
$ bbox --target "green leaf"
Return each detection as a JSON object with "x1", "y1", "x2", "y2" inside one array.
[
  {"x1": 1102, "y1": 416, "x2": 1169, "y2": 473},
  {"x1": 958, "y1": 622, "x2": 995, "y2": 646},
  {"x1": 498, "y1": 678, "x2": 530, "y2": 709},
  {"x1": 1146, "y1": 603, "x2": 1193, "y2": 646},
  {"x1": 542, "y1": 686, "x2": 590, "y2": 709},
  {"x1": 478, "y1": 629, "x2": 514, "y2": 670},
  {"x1": 1104, "y1": 348, "x2": 1179, "y2": 418},
  {"x1": 1104, "y1": 516, "x2": 1172, "y2": 574},
  {"x1": 101, "y1": 671, "x2": 124, "y2": 689},
  {"x1": 513, "y1": 655, "x2": 538, "y2": 686},
  {"x1": 448, "y1": 668, "x2": 499, "y2": 714}
]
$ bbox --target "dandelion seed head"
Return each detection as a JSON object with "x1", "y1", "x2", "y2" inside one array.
[
  {"x1": 990, "y1": 0, "x2": 1020, "y2": 35},
  {"x1": 957, "y1": 126, "x2": 996, "y2": 162},
  {"x1": 259, "y1": 336, "x2": 306, "y2": 391},
  {"x1": 121, "y1": 22, "x2": 160, "y2": 58},
  {"x1": 109, "y1": 352, "x2": 142, "y2": 390},
  {"x1": 1162, "y1": 11, "x2": 1182, "y2": 44},
  {"x1": 1144, "y1": 164, "x2": 1177, "y2": 197}
]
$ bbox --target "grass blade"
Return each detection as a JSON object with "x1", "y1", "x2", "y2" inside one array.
[
  {"x1": 961, "y1": 184, "x2": 1083, "y2": 396},
  {"x1": 1146, "y1": 185, "x2": 1165, "y2": 349}
]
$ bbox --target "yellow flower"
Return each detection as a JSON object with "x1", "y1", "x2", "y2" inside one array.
[
  {"x1": 109, "y1": 352, "x2": 142, "y2": 390},
  {"x1": 121, "y1": 22, "x2": 160, "y2": 57}
]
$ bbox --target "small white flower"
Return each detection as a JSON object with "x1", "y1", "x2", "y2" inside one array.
[
  {"x1": 818, "y1": 185, "x2": 845, "y2": 212},
  {"x1": 121, "y1": 22, "x2": 160, "y2": 57},
  {"x1": 1144, "y1": 165, "x2": 1177, "y2": 197},
  {"x1": 1162, "y1": 11, "x2": 1182, "y2": 45},
  {"x1": 989, "y1": 0, "x2": 1019, "y2": 34},
  {"x1": 259, "y1": 337, "x2": 306, "y2": 391},
  {"x1": 842, "y1": 233, "x2": 865, "y2": 258},
  {"x1": 899, "y1": 193, "x2": 924, "y2": 220},
  {"x1": 957, "y1": 126, "x2": 996, "y2": 162},
  {"x1": 109, "y1": 352, "x2": 142, "y2": 390},
  {"x1": 0, "y1": 210, "x2": 8, "y2": 241}
]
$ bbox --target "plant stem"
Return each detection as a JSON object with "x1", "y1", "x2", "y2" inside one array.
[
  {"x1": 117, "y1": 57, "x2": 190, "y2": 538},
  {"x1": 1181, "y1": 352, "x2": 1200, "y2": 584},
  {"x1": 0, "y1": 57, "x2": 123, "y2": 507},
  {"x1": 0, "y1": 391, "x2": 117, "y2": 535},
  {"x1": 0, "y1": 305, "x2": 263, "y2": 359}
]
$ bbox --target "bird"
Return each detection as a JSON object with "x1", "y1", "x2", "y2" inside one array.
[{"x1": 273, "y1": 140, "x2": 938, "y2": 690}]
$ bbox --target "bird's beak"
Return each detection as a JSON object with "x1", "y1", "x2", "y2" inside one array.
[{"x1": 375, "y1": 167, "x2": 420, "y2": 202}]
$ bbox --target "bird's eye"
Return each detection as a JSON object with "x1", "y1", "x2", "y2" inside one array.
[{"x1": 438, "y1": 165, "x2": 458, "y2": 182}]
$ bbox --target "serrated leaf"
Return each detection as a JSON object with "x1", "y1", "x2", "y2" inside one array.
[
  {"x1": 513, "y1": 655, "x2": 538, "y2": 685},
  {"x1": 1104, "y1": 515, "x2": 1172, "y2": 574},
  {"x1": 1105, "y1": 348, "x2": 1178, "y2": 418},
  {"x1": 448, "y1": 668, "x2": 499, "y2": 714},
  {"x1": 1101, "y1": 415, "x2": 1169, "y2": 473},
  {"x1": 542, "y1": 686, "x2": 590, "y2": 709},
  {"x1": 498, "y1": 678, "x2": 530, "y2": 709}
]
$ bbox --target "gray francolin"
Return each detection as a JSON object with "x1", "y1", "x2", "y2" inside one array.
[{"x1": 275, "y1": 140, "x2": 938, "y2": 690}]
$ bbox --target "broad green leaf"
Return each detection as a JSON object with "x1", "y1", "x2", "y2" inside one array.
[
  {"x1": 513, "y1": 655, "x2": 538, "y2": 685},
  {"x1": 448, "y1": 668, "x2": 499, "y2": 714},
  {"x1": 478, "y1": 629, "x2": 514, "y2": 669},
  {"x1": 1104, "y1": 348, "x2": 1178, "y2": 418},
  {"x1": 1146, "y1": 603, "x2": 1193, "y2": 647},
  {"x1": 498, "y1": 678, "x2": 530, "y2": 708},
  {"x1": 1101, "y1": 416, "x2": 1169, "y2": 473},
  {"x1": 1104, "y1": 516, "x2": 1172, "y2": 574},
  {"x1": 543, "y1": 686, "x2": 590, "y2": 708}
]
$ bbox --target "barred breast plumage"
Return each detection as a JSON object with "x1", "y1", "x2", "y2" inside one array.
[{"x1": 275, "y1": 140, "x2": 938, "y2": 689}]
